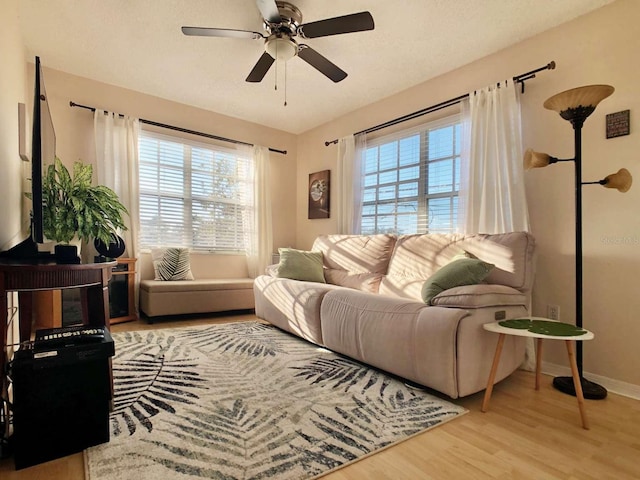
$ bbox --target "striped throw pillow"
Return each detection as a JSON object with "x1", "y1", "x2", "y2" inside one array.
[{"x1": 152, "y1": 247, "x2": 194, "y2": 281}]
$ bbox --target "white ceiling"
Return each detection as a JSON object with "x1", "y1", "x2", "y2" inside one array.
[{"x1": 18, "y1": 0, "x2": 614, "y2": 135}]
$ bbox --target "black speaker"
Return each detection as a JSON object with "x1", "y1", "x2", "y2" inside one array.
[
  {"x1": 109, "y1": 273, "x2": 129, "y2": 318},
  {"x1": 10, "y1": 339, "x2": 113, "y2": 469}
]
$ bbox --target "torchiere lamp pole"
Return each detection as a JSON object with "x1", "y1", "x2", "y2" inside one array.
[{"x1": 524, "y1": 84, "x2": 632, "y2": 400}]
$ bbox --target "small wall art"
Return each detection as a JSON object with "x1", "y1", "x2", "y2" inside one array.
[
  {"x1": 606, "y1": 109, "x2": 630, "y2": 139},
  {"x1": 308, "y1": 170, "x2": 330, "y2": 219}
]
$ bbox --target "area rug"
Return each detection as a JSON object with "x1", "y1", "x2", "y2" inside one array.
[{"x1": 85, "y1": 321, "x2": 467, "y2": 480}]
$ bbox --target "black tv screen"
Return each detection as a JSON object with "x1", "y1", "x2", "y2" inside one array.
[{"x1": 30, "y1": 55, "x2": 56, "y2": 244}]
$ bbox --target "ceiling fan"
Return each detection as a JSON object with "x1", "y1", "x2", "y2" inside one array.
[{"x1": 181, "y1": 0, "x2": 375, "y2": 83}]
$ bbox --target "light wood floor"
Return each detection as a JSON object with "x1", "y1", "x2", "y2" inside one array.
[{"x1": 2, "y1": 312, "x2": 639, "y2": 479}]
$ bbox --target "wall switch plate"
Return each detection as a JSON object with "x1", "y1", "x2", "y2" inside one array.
[{"x1": 547, "y1": 304, "x2": 560, "y2": 321}]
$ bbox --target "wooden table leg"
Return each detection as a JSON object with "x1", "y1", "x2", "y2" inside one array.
[
  {"x1": 482, "y1": 333, "x2": 505, "y2": 412},
  {"x1": 84, "y1": 284, "x2": 110, "y2": 330},
  {"x1": 566, "y1": 340, "x2": 589, "y2": 430},
  {"x1": 84, "y1": 283, "x2": 114, "y2": 407},
  {"x1": 18, "y1": 291, "x2": 33, "y2": 342},
  {"x1": 535, "y1": 338, "x2": 543, "y2": 390}
]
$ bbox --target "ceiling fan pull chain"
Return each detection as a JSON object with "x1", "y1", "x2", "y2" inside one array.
[
  {"x1": 284, "y1": 61, "x2": 288, "y2": 107},
  {"x1": 274, "y1": 40, "x2": 279, "y2": 91}
]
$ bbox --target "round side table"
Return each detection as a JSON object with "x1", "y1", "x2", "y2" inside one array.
[{"x1": 481, "y1": 317, "x2": 594, "y2": 430}]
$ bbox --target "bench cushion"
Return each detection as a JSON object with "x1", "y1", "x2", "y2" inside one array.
[
  {"x1": 140, "y1": 278, "x2": 254, "y2": 293},
  {"x1": 139, "y1": 278, "x2": 254, "y2": 318}
]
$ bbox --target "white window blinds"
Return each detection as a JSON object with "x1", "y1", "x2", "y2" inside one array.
[
  {"x1": 361, "y1": 115, "x2": 461, "y2": 235},
  {"x1": 138, "y1": 131, "x2": 253, "y2": 253}
]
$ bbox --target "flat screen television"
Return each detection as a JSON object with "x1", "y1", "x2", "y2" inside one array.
[
  {"x1": 0, "y1": 56, "x2": 56, "y2": 260},
  {"x1": 31, "y1": 55, "x2": 57, "y2": 243}
]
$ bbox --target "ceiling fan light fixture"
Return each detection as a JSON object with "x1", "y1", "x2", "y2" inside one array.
[
  {"x1": 181, "y1": 0, "x2": 375, "y2": 83},
  {"x1": 265, "y1": 36, "x2": 297, "y2": 61}
]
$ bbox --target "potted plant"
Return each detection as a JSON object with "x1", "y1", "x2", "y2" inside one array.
[{"x1": 40, "y1": 157, "x2": 128, "y2": 261}]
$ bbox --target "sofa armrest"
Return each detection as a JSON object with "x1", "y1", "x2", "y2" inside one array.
[{"x1": 430, "y1": 284, "x2": 526, "y2": 309}]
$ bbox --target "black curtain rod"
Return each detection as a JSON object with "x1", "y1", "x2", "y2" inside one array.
[
  {"x1": 69, "y1": 101, "x2": 287, "y2": 155},
  {"x1": 324, "y1": 61, "x2": 556, "y2": 146}
]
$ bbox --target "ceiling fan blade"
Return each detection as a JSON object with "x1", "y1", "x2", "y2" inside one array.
[
  {"x1": 298, "y1": 12, "x2": 374, "y2": 38},
  {"x1": 246, "y1": 52, "x2": 275, "y2": 82},
  {"x1": 297, "y1": 45, "x2": 347, "y2": 83},
  {"x1": 182, "y1": 26, "x2": 264, "y2": 40},
  {"x1": 256, "y1": 0, "x2": 281, "y2": 23}
]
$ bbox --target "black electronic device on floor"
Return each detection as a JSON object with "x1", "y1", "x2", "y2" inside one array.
[
  {"x1": 34, "y1": 324, "x2": 106, "y2": 350},
  {"x1": 10, "y1": 327, "x2": 114, "y2": 470}
]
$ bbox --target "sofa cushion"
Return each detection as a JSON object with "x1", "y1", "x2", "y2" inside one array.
[
  {"x1": 379, "y1": 234, "x2": 468, "y2": 300},
  {"x1": 254, "y1": 275, "x2": 341, "y2": 345},
  {"x1": 431, "y1": 284, "x2": 527, "y2": 308},
  {"x1": 421, "y1": 258, "x2": 494, "y2": 305},
  {"x1": 319, "y1": 288, "x2": 469, "y2": 398},
  {"x1": 463, "y1": 232, "x2": 536, "y2": 292},
  {"x1": 312, "y1": 234, "x2": 396, "y2": 293},
  {"x1": 277, "y1": 248, "x2": 326, "y2": 283},
  {"x1": 380, "y1": 232, "x2": 535, "y2": 301}
]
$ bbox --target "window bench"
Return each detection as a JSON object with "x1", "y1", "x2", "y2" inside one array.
[{"x1": 139, "y1": 278, "x2": 255, "y2": 320}]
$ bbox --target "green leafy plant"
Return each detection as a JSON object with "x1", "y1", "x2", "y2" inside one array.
[{"x1": 40, "y1": 157, "x2": 128, "y2": 245}]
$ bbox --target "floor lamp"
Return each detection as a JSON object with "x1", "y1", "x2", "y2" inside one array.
[{"x1": 524, "y1": 84, "x2": 632, "y2": 400}]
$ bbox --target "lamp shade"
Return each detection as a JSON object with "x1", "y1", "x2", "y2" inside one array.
[
  {"x1": 544, "y1": 85, "x2": 614, "y2": 113},
  {"x1": 603, "y1": 168, "x2": 632, "y2": 192},
  {"x1": 524, "y1": 149, "x2": 551, "y2": 170}
]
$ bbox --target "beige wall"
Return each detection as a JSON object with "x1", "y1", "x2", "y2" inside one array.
[
  {"x1": 296, "y1": 0, "x2": 640, "y2": 391},
  {"x1": 28, "y1": 66, "x2": 298, "y2": 277},
  {"x1": 0, "y1": 0, "x2": 28, "y2": 251}
]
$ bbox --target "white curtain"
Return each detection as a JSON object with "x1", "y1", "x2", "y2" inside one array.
[
  {"x1": 94, "y1": 110, "x2": 140, "y2": 258},
  {"x1": 336, "y1": 134, "x2": 366, "y2": 234},
  {"x1": 458, "y1": 81, "x2": 530, "y2": 234},
  {"x1": 246, "y1": 145, "x2": 272, "y2": 278}
]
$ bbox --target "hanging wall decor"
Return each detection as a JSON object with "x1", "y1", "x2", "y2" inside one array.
[
  {"x1": 606, "y1": 109, "x2": 630, "y2": 139},
  {"x1": 308, "y1": 170, "x2": 330, "y2": 219}
]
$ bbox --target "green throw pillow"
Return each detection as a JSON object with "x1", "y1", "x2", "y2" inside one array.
[
  {"x1": 421, "y1": 258, "x2": 494, "y2": 305},
  {"x1": 277, "y1": 248, "x2": 326, "y2": 283}
]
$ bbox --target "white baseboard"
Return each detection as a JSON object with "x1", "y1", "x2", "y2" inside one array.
[{"x1": 541, "y1": 361, "x2": 640, "y2": 400}]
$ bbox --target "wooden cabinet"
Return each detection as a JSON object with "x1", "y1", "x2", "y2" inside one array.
[{"x1": 109, "y1": 258, "x2": 137, "y2": 324}]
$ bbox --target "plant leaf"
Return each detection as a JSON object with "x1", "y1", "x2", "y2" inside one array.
[{"x1": 40, "y1": 157, "x2": 128, "y2": 243}]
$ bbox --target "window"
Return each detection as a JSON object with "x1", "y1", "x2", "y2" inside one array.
[
  {"x1": 361, "y1": 115, "x2": 461, "y2": 235},
  {"x1": 138, "y1": 131, "x2": 253, "y2": 253}
]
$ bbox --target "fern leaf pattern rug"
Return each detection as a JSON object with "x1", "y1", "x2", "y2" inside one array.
[{"x1": 85, "y1": 322, "x2": 467, "y2": 480}]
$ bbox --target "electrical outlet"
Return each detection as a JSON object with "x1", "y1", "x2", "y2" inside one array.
[{"x1": 547, "y1": 304, "x2": 560, "y2": 321}]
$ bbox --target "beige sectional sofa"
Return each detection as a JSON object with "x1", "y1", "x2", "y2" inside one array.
[{"x1": 253, "y1": 232, "x2": 536, "y2": 399}]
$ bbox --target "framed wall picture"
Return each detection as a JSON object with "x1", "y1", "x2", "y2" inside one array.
[
  {"x1": 606, "y1": 109, "x2": 630, "y2": 139},
  {"x1": 308, "y1": 170, "x2": 330, "y2": 219}
]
